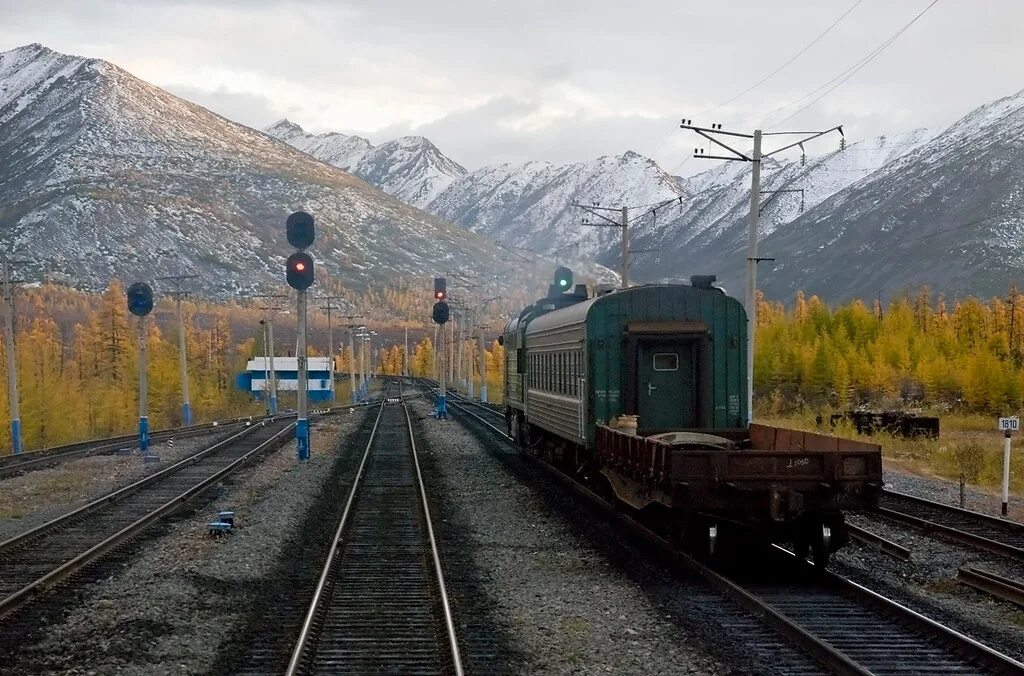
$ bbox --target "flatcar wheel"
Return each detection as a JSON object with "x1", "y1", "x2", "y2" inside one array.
[{"x1": 812, "y1": 524, "x2": 832, "y2": 568}]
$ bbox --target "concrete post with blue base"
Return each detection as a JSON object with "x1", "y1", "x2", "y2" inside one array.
[
  {"x1": 296, "y1": 289, "x2": 310, "y2": 463},
  {"x1": 296, "y1": 417, "x2": 310, "y2": 462},
  {"x1": 436, "y1": 324, "x2": 447, "y2": 419},
  {"x1": 9, "y1": 419, "x2": 21, "y2": 455},
  {"x1": 138, "y1": 315, "x2": 149, "y2": 453},
  {"x1": 176, "y1": 295, "x2": 193, "y2": 426}
]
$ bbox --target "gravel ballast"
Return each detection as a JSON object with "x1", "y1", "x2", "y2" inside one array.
[
  {"x1": 883, "y1": 467, "x2": 1024, "y2": 521},
  {"x1": 411, "y1": 397, "x2": 823, "y2": 675},
  {"x1": 0, "y1": 426, "x2": 248, "y2": 542},
  {"x1": 4, "y1": 410, "x2": 370, "y2": 675},
  {"x1": 835, "y1": 511, "x2": 1024, "y2": 663}
]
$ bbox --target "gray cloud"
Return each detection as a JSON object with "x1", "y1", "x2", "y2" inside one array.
[
  {"x1": 164, "y1": 84, "x2": 280, "y2": 129},
  {"x1": 2, "y1": 0, "x2": 1023, "y2": 174}
]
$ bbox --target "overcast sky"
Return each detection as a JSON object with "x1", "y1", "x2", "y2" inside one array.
[{"x1": 1, "y1": 1, "x2": 1020, "y2": 173}]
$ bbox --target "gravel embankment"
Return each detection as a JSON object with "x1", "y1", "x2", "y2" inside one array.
[
  {"x1": 835, "y1": 511, "x2": 1024, "y2": 663},
  {"x1": 0, "y1": 427, "x2": 246, "y2": 542},
  {"x1": 5, "y1": 411, "x2": 370, "y2": 676},
  {"x1": 884, "y1": 467, "x2": 1024, "y2": 521},
  {"x1": 411, "y1": 398, "x2": 822, "y2": 675}
]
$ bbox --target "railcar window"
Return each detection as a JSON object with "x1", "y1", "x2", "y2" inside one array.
[
  {"x1": 654, "y1": 353, "x2": 679, "y2": 371},
  {"x1": 558, "y1": 353, "x2": 564, "y2": 393}
]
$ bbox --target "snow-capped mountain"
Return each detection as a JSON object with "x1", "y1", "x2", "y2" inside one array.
[
  {"x1": 0, "y1": 44, "x2": 512, "y2": 297},
  {"x1": 753, "y1": 91, "x2": 1024, "y2": 300},
  {"x1": 264, "y1": 119, "x2": 371, "y2": 172},
  {"x1": 428, "y1": 151, "x2": 686, "y2": 262},
  {"x1": 355, "y1": 136, "x2": 467, "y2": 208},
  {"x1": 264, "y1": 121, "x2": 466, "y2": 208}
]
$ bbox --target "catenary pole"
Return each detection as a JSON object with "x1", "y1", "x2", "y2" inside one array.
[
  {"x1": 3, "y1": 260, "x2": 22, "y2": 454},
  {"x1": 745, "y1": 129, "x2": 763, "y2": 426},
  {"x1": 621, "y1": 206, "x2": 629, "y2": 288},
  {"x1": 678, "y1": 120, "x2": 842, "y2": 425},
  {"x1": 267, "y1": 310, "x2": 279, "y2": 414},
  {"x1": 478, "y1": 324, "x2": 488, "y2": 403}
]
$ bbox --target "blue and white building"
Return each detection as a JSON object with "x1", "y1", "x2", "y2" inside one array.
[{"x1": 241, "y1": 357, "x2": 333, "y2": 402}]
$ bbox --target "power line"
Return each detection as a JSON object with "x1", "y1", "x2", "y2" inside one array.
[
  {"x1": 647, "y1": 0, "x2": 862, "y2": 162},
  {"x1": 712, "y1": 0, "x2": 864, "y2": 114},
  {"x1": 761, "y1": 0, "x2": 941, "y2": 130}
]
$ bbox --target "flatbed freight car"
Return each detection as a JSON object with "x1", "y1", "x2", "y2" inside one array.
[{"x1": 501, "y1": 272, "x2": 882, "y2": 565}]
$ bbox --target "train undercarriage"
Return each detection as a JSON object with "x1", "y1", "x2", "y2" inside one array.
[{"x1": 507, "y1": 409, "x2": 878, "y2": 567}]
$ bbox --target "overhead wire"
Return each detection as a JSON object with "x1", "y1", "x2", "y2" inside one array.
[
  {"x1": 648, "y1": 0, "x2": 864, "y2": 169},
  {"x1": 761, "y1": 0, "x2": 941, "y2": 130}
]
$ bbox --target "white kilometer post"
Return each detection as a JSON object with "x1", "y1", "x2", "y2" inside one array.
[{"x1": 998, "y1": 416, "x2": 1018, "y2": 516}]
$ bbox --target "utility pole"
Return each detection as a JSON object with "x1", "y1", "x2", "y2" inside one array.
[
  {"x1": 319, "y1": 296, "x2": 345, "y2": 403},
  {"x1": 253, "y1": 294, "x2": 287, "y2": 415},
  {"x1": 680, "y1": 119, "x2": 843, "y2": 424},
  {"x1": 574, "y1": 197, "x2": 682, "y2": 289},
  {"x1": 339, "y1": 316, "x2": 360, "y2": 402},
  {"x1": 2, "y1": 259, "x2": 27, "y2": 454},
  {"x1": 154, "y1": 274, "x2": 199, "y2": 425},
  {"x1": 478, "y1": 323, "x2": 490, "y2": 403}
]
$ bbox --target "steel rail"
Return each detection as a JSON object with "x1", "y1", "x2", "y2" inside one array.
[
  {"x1": 0, "y1": 401, "x2": 372, "y2": 480},
  {"x1": 847, "y1": 522, "x2": 912, "y2": 560},
  {"x1": 0, "y1": 419, "x2": 250, "y2": 479},
  {"x1": 285, "y1": 395, "x2": 388, "y2": 676},
  {"x1": 958, "y1": 566, "x2": 1024, "y2": 609},
  {"x1": 0, "y1": 419, "x2": 294, "y2": 619},
  {"x1": 878, "y1": 490, "x2": 1024, "y2": 561},
  {"x1": 0, "y1": 423, "x2": 261, "y2": 554},
  {"x1": 286, "y1": 384, "x2": 463, "y2": 675},
  {"x1": 438, "y1": 380, "x2": 1024, "y2": 675},
  {"x1": 404, "y1": 386, "x2": 465, "y2": 676}
]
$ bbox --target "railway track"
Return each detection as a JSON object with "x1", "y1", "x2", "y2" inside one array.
[
  {"x1": 879, "y1": 489, "x2": 1024, "y2": 561},
  {"x1": 0, "y1": 418, "x2": 295, "y2": 620},
  {"x1": 438, "y1": 385, "x2": 1024, "y2": 675},
  {"x1": 0, "y1": 416, "x2": 259, "y2": 480},
  {"x1": 285, "y1": 384, "x2": 462, "y2": 675}
]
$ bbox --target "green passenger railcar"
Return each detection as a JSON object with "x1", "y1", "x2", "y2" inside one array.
[{"x1": 502, "y1": 276, "x2": 882, "y2": 565}]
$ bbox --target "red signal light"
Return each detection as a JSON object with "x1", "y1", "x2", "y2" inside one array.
[{"x1": 295, "y1": 261, "x2": 306, "y2": 271}]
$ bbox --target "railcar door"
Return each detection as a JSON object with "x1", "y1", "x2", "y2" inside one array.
[{"x1": 637, "y1": 342, "x2": 696, "y2": 430}]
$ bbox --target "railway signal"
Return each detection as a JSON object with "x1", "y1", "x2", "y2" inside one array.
[
  {"x1": 434, "y1": 277, "x2": 447, "y2": 301},
  {"x1": 126, "y1": 282, "x2": 154, "y2": 452},
  {"x1": 286, "y1": 211, "x2": 316, "y2": 463},
  {"x1": 554, "y1": 266, "x2": 573, "y2": 291},
  {"x1": 433, "y1": 299, "x2": 449, "y2": 419},
  {"x1": 286, "y1": 252, "x2": 314, "y2": 290}
]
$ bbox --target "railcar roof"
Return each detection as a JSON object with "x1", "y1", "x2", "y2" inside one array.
[{"x1": 523, "y1": 283, "x2": 732, "y2": 335}]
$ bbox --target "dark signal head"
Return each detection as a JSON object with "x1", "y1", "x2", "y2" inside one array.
[
  {"x1": 432, "y1": 301, "x2": 450, "y2": 325},
  {"x1": 286, "y1": 211, "x2": 315, "y2": 250},
  {"x1": 126, "y1": 282, "x2": 154, "y2": 317}
]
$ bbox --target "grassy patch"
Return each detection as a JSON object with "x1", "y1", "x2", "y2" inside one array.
[{"x1": 757, "y1": 409, "x2": 1023, "y2": 495}]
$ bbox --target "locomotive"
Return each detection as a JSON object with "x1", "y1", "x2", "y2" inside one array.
[{"x1": 501, "y1": 270, "x2": 882, "y2": 565}]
